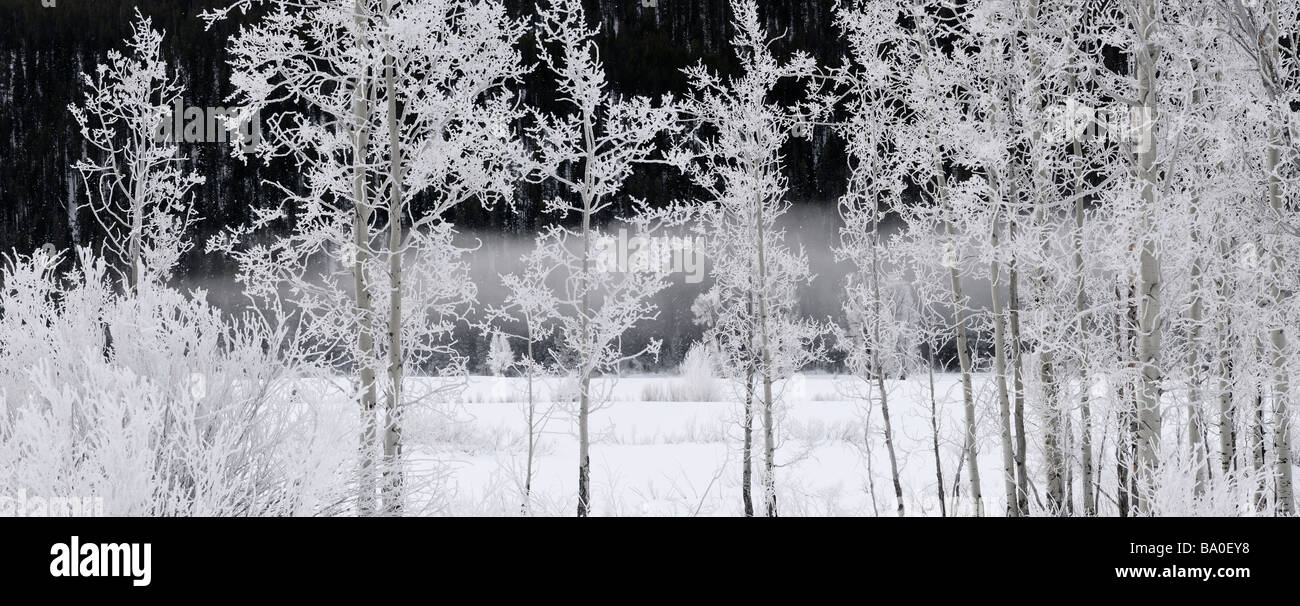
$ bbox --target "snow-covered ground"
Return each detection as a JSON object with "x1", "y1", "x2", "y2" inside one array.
[{"x1": 391, "y1": 372, "x2": 1024, "y2": 516}]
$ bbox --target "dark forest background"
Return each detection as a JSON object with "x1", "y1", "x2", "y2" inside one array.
[{"x1": 0, "y1": 0, "x2": 857, "y2": 371}]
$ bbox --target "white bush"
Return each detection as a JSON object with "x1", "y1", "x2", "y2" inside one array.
[
  {"x1": 0, "y1": 249, "x2": 351, "y2": 516},
  {"x1": 642, "y1": 342, "x2": 723, "y2": 402},
  {"x1": 486, "y1": 331, "x2": 514, "y2": 377}
]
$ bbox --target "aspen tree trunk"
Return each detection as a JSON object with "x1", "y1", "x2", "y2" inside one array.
[
  {"x1": 1042, "y1": 352, "x2": 1065, "y2": 514},
  {"x1": 989, "y1": 214, "x2": 1019, "y2": 517},
  {"x1": 876, "y1": 368, "x2": 903, "y2": 517},
  {"x1": 1024, "y1": 0, "x2": 1065, "y2": 516},
  {"x1": 873, "y1": 284, "x2": 903, "y2": 517},
  {"x1": 754, "y1": 188, "x2": 778, "y2": 518},
  {"x1": 1126, "y1": 286, "x2": 1143, "y2": 514},
  {"x1": 1114, "y1": 287, "x2": 1134, "y2": 517},
  {"x1": 1188, "y1": 252, "x2": 1209, "y2": 496},
  {"x1": 130, "y1": 158, "x2": 145, "y2": 292},
  {"x1": 940, "y1": 205, "x2": 981, "y2": 517},
  {"x1": 576, "y1": 223, "x2": 592, "y2": 517},
  {"x1": 742, "y1": 294, "x2": 756, "y2": 517},
  {"x1": 986, "y1": 83, "x2": 1018, "y2": 515},
  {"x1": 1252, "y1": 371, "x2": 1268, "y2": 513},
  {"x1": 576, "y1": 106, "x2": 598, "y2": 518},
  {"x1": 1116, "y1": 410, "x2": 1130, "y2": 517},
  {"x1": 1118, "y1": 303, "x2": 1128, "y2": 514},
  {"x1": 1071, "y1": 130, "x2": 1095, "y2": 515},
  {"x1": 1218, "y1": 353, "x2": 1237, "y2": 475},
  {"x1": 576, "y1": 195, "x2": 593, "y2": 518},
  {"x1": 524, "y1": 332, "x2": 536, "y2": 513},
  {"x1": 1007, "y1": 201, "x2": 1030, "y2": 515},
  {"x1": 1065, "y1": 412, "x2": 1075, "y2": 515},
  {"x1": 1264, "y1": 132, "x2": 1295, "y2": 515},
  {"x1": 996, "y1": 26, "x2": 1031, "y2": 517},
  {"x1": 869, "y1": 205, "x2": 904, "y2": 517},
  {"x1": 351, "y1": 9, "x2": 379, "y2": 514},
  {"x1": 1217, "y1": 237, "x2": 1237, "y2": 476},
  {"x1": 1185, "y1": 78, "x2": 1211, "y2": 497},
  {"x1": 742, "y1": 359, "x2": 755, "y2": 517},
  {"x1": 1131, "y1": 0, "x2": 1164, "y2": 507},
  {"x1": 927, "y1": 341, "x2": 946, "y2": 517},
  {"x1": 380, "y1": 0, "x2": 404, "y2": 515}
]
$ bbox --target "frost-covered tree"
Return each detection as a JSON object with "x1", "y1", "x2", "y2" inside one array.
[
  {"x1": 678, "y1": 0, "x2": 824, "y2": 517},
  {"x1": 487, "y1": 244, "x2": 561, "y2": 513},
  {"x1": 1214, "y1": 0, "x2": 1299, "y2": 516},
  {"x1": 831, "y1": 0, "x2": 918, "y2": 517},
  {"x1": 69, "y1": 10, "x2": 205, "y2": 292},
  {"x1": 869, "y1": 0, "x2": 988, "y2": 517},
  {"x1": 527, "y1": 0, "x2": 680, "y2": 517},
  {"x1": 487, "y1": 330, "x2": 515, "y2": 377},
  {"x1": 207, "y1": 0, "x2": 528, "y2": 515}
]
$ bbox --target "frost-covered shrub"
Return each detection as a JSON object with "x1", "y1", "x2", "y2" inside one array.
[
  {"x1": 0, "y1": 249, "x2": 351, "y2": 516},
  {"x1": 641, "y1": 342, "x2": 723, "y2": 402},
  {"x1": 678, "y1": 342, "x2": 722, "y2": 402},
  {"x1": 486, "y1": 331, "x2": 514, "y2": 377}
]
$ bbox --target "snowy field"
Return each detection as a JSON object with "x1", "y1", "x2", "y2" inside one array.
[{"x1": 377, "y1": 372, "x2": 1021, "y2": 516}]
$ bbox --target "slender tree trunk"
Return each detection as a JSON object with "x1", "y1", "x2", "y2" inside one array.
[
  {"x1": 1007, "y1": 217, "x2": 1030, "y2": 516},
  {"x1": 753, "y1": 181, "x2": 778, "y2": 517},
  {"x1": 1117, "y1": 408, "x2": 1131, "y2": 518},
  {"x1": 1065, "y1": 411, "x2": 1075, "y2": 515},
  {"x1": 1114, "y1": 287, "x2": 1134, "y2": 517},
  {"x1": 869, "y1": 214, "x2": 904, "y2": 517},
  {"x1": 1127, "y1": 286, "x2": 1143, "y2": 514},
  {"x1": 877, "y1": 369, "x2": 903, "y2": 517},
  {"x1": 576, "y1": 208, "x2": 592, "y2": 517},
  {"x1": 1131, "y1": 0, "x2": 1164, "y2": 510},
  {"x1": 945, "y1": 224, "x2": 981, "y2": 517},
  {"x1": 351, "y1": 34, "x2": 378, "y2": 516},
  {"x1": 928, "y1": 163, "x2": 980, "y2": 517},
  {"x1": 927, "y1": 341, "x2": 946, "y2": 517},
  {"x1": 1070, "y1": 131, "x2": 1095, "y2": 515},
  {"x1": 742, "y1": 293, "x2": 756, "y2": 517},
  {"x1": 380, "y1": 0, "x2": 404, "y2": 515},
  {"x1": 576, "y1": 109, "x2": 598, "y2": 517},
  {"x1": 524, "y1": 335, "x2": 536, "y2": 514},
  {"x1": 1188, "y1": 252, "x2": 1209, "y2": 497},
  {"x1": 914, "y1": 3, "x2": 980, "y2": 515},
  {"x1": 1217, "y1": 238, "x2": 1238, "y2": 478},
  {"x1": 1253, "y1": 372, "x2": 1268, "y2": 513},
  {"x1": 129, "y1": 159, "x2": 145, "y2": 292},
  {"x1": 989, "y1": 215, "x2": 1019, "y2": 517},
  {"x1": 742, "y1": 358, "x2": 755, "y2": 517},
  {"x1": 1218, "y1": 353, "x2": 1237, "y2": 476},
  {"x1": 1042, "y1": 352, "x2": 1065, "y2": 515},
  {"x1": 1264, "y1": 132, "x2": 1294, "y2": 516},
  {"x1": 1023, "y1": 0, "x2": 1065, "y2": 518},
  {"x1": 761, "y1": 369, "x2": 776, "y2": 517}
]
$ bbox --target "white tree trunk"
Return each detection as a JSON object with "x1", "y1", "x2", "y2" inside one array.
[
  {"x1": 989, "y1": 215, "x2": 1019, "y2": 517},
  {"x1": 871, "y1": 237, "x2": 904, "y2": 517},
  {"x1": 945, "y1": 218, "x2": 981, "y2": 517},
  {"x1": 1265, "y1": 132, "x2": 1294, "y2": 515},
  {"x1": 1131, "y1": 0, "x2": 1164, "y2": 508},
  {"x1": 380, "y1": 0, "x2": 404, "y2": 515},
  {"x1": 755, "y1": 189, "x2": 778, "y2": 518}
]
